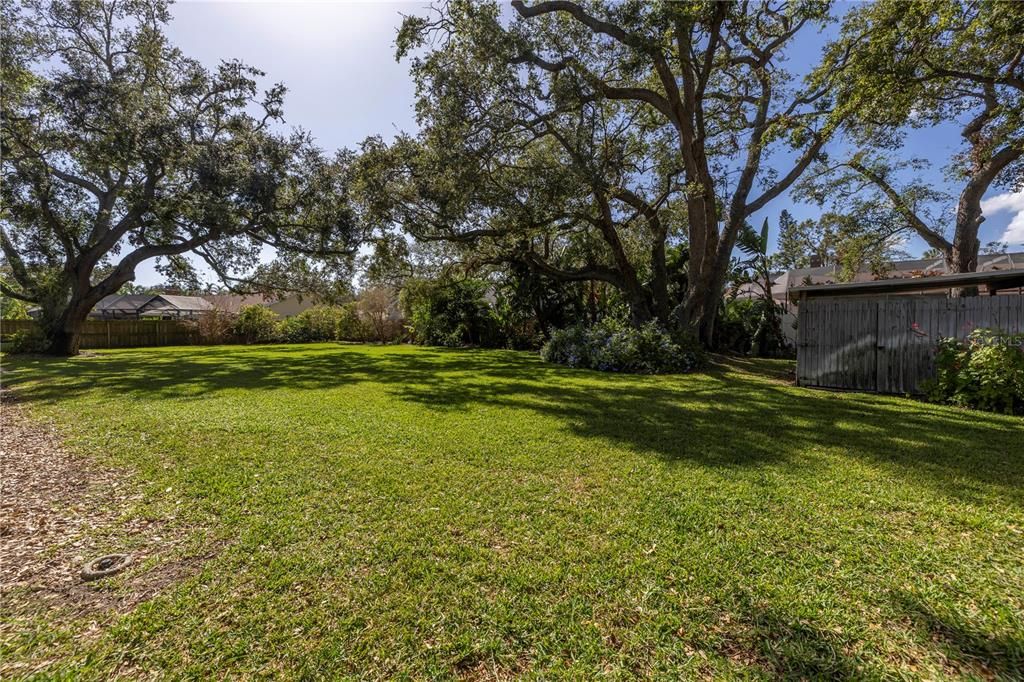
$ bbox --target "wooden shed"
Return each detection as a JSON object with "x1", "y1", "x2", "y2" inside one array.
[{"x1": 790, "y1": 270, "x2": 1024, "y2": 394}]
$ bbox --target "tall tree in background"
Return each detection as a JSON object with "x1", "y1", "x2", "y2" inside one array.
[
  {"x1": 0, "y1": 0, "x2": 359, "y2": 355},
  {"x1": 811, "y1": 0, "x2": 1024, "y2": 277},
  {"x1": 775, "y1": 210, "x2": 824, "y2": 271},
  {"x1": 777, "y1": 204, "x2": 912, "y2": 281},
  {"x1": 394, "y1": 0, "x2": 843, "y2": 345},
  {"x1": 358, "y1": 109, "x2": 684, "y2": 327},
  {"x1": 735, "y1": 217, "x2": 785, "y2": 356}
]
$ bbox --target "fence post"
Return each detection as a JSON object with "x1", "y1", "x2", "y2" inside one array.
[{"x1": 107, "y1": 321, "x2": 111, "y2": 347}]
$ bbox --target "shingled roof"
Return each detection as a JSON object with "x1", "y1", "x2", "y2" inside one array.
[
  {"x1": 93, "y1": 294, "x2": 157, "y2": 313},
  {"x1": 146, "y1": 295, "x2": 215, "y2": 312},
  {"x1": 90, "y1": 294, "x2": 214, "y2": 318}
]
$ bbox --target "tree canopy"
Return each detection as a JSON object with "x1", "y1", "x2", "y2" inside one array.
[
  {"x1": 5, "y1": 0, "x2": 1019, "y2": 357},
  {"x1": 0, "y1": 0, "x2": 360, "y2": 354},
  {"x1": 805, "y1": 0, "x2": 1024, "y2": 277},
  {"x1": 774, "y1": 209, "x2": 909, "y2": 281},
  {"x1": 384, "y1": 0, "x2": 844, "y2": 345}
]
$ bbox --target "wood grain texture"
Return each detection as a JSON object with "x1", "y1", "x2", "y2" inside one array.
[{"x1": 797, "y1": 294, "x2": 1024, "y2": 394}]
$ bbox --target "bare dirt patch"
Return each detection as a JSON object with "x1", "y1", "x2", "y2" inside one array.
[{"x1": 0, "y1": 390, "x2": 208, "y2": 674}]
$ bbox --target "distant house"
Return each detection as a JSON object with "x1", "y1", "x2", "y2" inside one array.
[
  {"x1": 732, "y1": 274, "x2": 789, "y2": 306},
  {"x1": 201, "y1": 293, "x2": 273, "y2": 314},
  {"x1": 202, "y1": 293, "x2": 321, "y2": 318},
  {"x1": 26, "y1": 291, "x2": 318, "y2": 321},
  {"x1": 267, "y1": 294, "x2": 322, "y2": 318},
  {"x1": 89, "y1": 294, "x2": 215, "y2": 320}
]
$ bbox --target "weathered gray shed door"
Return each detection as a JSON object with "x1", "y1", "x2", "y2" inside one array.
[
  {"x1": 876, "y1": 298, "x2": 914, "y2": 393},
  {"x1": 796, "y1": 299, "x2": 878, "y2": 390}
]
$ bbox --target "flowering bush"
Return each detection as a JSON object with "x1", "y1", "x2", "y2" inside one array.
[
  {"x1": 541, "y1": 318, "x2": 704, "y2": 374},
  {"x1": 540, "y1": 323, "x2": 592, "y2": 368},
  {"x1": 926, "y1": 328, "x2": 1024, "y2": 414}
]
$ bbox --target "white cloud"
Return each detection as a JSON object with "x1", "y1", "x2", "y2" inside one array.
[{"x1": 981, "y1": 190, "x2": 1024, "y2": 245}]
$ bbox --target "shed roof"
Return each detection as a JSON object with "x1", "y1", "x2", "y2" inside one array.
[
  {"x1": 789, "y1": 269, "x2": 1024, "y2": 301},
  {"x1": 784, "y1": 251, "x2": 1024, "y2": 285}
]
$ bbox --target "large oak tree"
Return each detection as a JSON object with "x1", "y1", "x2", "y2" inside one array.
[
  {"x1": 394, "y1": 0, "x2": 843, "y2": 344},
  {"x1": 357, "y1": 95, "x2": 685, "y2": 326},
  {"x1": 0, "y1": 0, "x2": 359, "y2": 355}
]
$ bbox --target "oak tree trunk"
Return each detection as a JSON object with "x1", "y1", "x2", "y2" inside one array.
[{"x1": 43, "y1": 302, "x2": 92, "y2": 356}]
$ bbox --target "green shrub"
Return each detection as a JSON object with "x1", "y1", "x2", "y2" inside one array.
[
  {"x1": 491, "y1": 294, "x2": 544, "y2": 350},
  {"x1": 336, "y1": 302, "x2": 371, "y2": 342},
  {"x1": 4, "y1": 326, "x2": 50, "y2": 354},
  {"x1": 926, "y1": 328, "x2": 1024, "y2": 414},
  {"x1": 716, "y1": 298, "x2": 789, "y2": 357},
  {"x1": 541, "y1": 318, "x2": 704, "y2": 374},
  {"x1": 400, "y1": 279, "x2": 498, "y2": 347},
  {"x1": 0, "y1": 296, "x2": 31, "y2": 320},
  {"x1": 235, "y1": 305, "x2": 279, "y2": 344},
  {"x1": 278, "y1": 305, "x2": 347, "y2": 343},
  {"x1": 715, "y1": 298, "x2": 758, "y2": 353}
]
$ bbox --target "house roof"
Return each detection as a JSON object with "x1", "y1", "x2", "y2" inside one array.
[
  {"x1": 94, "y1": 294, "x2": 157, "y2": 312},
  {"x1": 92, "y1": 294, "x2": 214, "y2": 315},
  {"x1": 148, "y1": 295, "x2": 215, "y2": 311},
  {"x1": 784, "y1": 251, "x2": 1024, "y2": 285},
  {"x1": 789, "y1": 269, "x2": 1024, "y2": 301},
  {"x1": 202, "y1": 294, "x2": 272, "y2": 313}
]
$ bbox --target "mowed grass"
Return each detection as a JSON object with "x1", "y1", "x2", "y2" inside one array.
[{"x1": 2, "y1": 343, "x2": 1023, "y2": 679}]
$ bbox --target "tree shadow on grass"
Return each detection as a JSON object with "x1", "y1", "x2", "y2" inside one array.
[
  {"x1": 1, "y1": 345, "x2": 548, "y2": 401},
  {"x1": 5, "y1": 345, "x2": 1022, "y2": 676},
  {"x1": 710, "y1": 602, "x2": 871, "y2": 680},
  {"x1": 3, "y1": 344, "x2": 1022, "y2": 505},
  {"x1": 701, "y1": 589, "x2": 1022, "y2": 679},
  {"x1": 892, "y1": 591, "x2": 1024, "y2": 679},
  {"x1": 382, "y1": 354, "x2": 1023, "y2": 505}
]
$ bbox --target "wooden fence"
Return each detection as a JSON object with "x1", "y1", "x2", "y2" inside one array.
[
  {"x1": 796, "y1": 294, "x2": 1024, "y2": 394},
  {"x1": 1, "y1": 319, "x2": 200, "y2": 349}
]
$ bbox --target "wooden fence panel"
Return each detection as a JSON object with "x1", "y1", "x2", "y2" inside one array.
[
  {"x1": 797, "y1": 299, "x2": 878, "y2": 390},
  {"x1": 1, "y1": 319, "x2": 199, "y2": 349},
  {"x1": 798, "y1": 294, "x2": 1024, "y2": 394}
]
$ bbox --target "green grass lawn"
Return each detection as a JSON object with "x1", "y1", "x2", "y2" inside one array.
[{"x1": 3, "y1": 343, "x2": 1023, "y2": 679}]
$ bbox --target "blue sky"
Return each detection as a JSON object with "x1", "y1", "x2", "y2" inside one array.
[{"x1": 137, "y1": 0, "x2": 1023, "y2": 285}]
